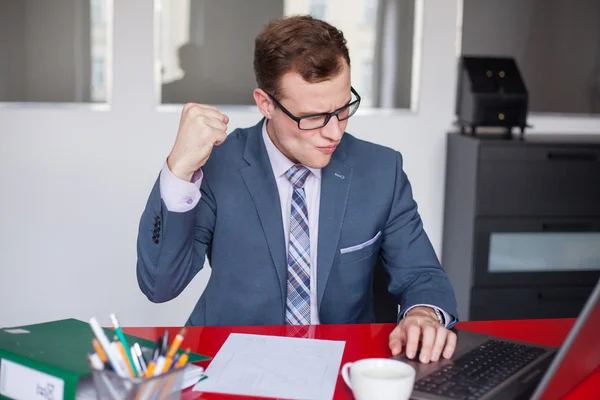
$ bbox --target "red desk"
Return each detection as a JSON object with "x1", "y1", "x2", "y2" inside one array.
[{"x1": 124, "y1": 319, "x2": 599, "y2": 399}]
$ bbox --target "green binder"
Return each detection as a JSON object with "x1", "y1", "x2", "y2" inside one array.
[{"x1": 0, "y1": 318, "x2": 210, "y2": 400}]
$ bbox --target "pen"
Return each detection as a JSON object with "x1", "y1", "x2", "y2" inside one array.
[
  {"x1": 146, "y1": 334, "x2": 165, "y2": 378},
  {"x1": 165, "y1": 328, "x2": 186, "y2": 358},
  {"x1": 152, "y1": 355, "x2": 168, "y2": 376},
  {"x1": 161, "y1": 327, "x2": 187, "y2": 373},
  {"x1": 115, "y1": 339, "x2": 135, "y2": 377},
  {"x1": 152, "y1": 336, "x2": 163, "y2": 361},
  {"x1": 132, "y1": 343, "x2": 148, "y2": 374},
  {"x1": 161, "y1": 330, "x2": 170, "y2": 355},
  {"x1": 89, "y1": 317, "x2": 129, "y2": 378},
  {"x1": 110, "y1": 313, "x2": 139, "y2": 376},
  {"x1": 151, "y1": 332, "x2": 177, "y2": 376},
  {"x1": 130, "y1": 345, "x2": 143, "y2": 375},
  {"x1": 112, "y1": 337, "x2": 134, "y2": 377},
  {"x1": 169, "y1": 353, "x2": 180, "y2": 371},
  {"x1": 130, "y1": 349, "x2": 142, "y2": 377},
  {"x1": 88, "y1": 352, "x2": 105, "y2": 370}
]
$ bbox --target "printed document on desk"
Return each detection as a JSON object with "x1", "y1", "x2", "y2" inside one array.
[{"x1": 193, "y1": 333, "x2": 346, "y2": 400}]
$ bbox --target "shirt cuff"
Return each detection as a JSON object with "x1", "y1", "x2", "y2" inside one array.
[
  {"x1": 159, "y1": 163, "x2": 203, "y2": 212},
  {"x1": 403, "y1": 304, "x2": 454, "y2": 328}
]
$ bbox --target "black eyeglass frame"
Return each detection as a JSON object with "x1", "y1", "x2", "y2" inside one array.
[{"x1": 266, "y1": 87, "x2": 361, "y2": 130}]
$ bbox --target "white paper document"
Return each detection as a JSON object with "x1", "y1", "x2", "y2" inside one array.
[{"x1": 193, "y1": 333, "x2": 346, "y2": 400}]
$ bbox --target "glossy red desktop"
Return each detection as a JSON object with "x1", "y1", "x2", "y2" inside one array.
[{"x1": 123, "y1": 319, "x2": 599, "y2": 400}]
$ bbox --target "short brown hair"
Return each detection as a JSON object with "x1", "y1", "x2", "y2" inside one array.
[{"x1": 254, "y1": 15, "x2": 350, "y2": 98}]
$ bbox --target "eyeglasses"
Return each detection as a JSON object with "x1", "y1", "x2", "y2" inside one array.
[{"x1": 267, "y1": 87, "x2": 361, "y2": 130}]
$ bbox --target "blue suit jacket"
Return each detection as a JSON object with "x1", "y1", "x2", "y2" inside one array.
[{"x1": 137, "y1": 120, "x2": 458, "y2": 326}]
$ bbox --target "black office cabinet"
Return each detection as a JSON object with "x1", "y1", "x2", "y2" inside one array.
[{"x1": 442, "y1": 133, "x2": 600, "y2": 321}]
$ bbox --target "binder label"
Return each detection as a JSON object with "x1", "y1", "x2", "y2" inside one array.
[
  {"x1": 2, "y1": 328, "x2": 30, "y2": 334},
  {"x1": 0, "y1": 358, "x2": 64, "y2": 400}
]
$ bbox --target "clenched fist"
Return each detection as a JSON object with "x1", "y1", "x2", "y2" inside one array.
[{"x1": 167, "y1": 103, "x2": 229, "y2": 181}]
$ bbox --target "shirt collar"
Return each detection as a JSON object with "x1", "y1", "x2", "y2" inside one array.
[{"x1": 261, "y1": 119, "x2": 321, "y2": 180}]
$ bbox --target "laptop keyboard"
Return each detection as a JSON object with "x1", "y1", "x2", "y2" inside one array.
[{"x1": 413, "y1": 339, "x2": 546, "y2": 399}]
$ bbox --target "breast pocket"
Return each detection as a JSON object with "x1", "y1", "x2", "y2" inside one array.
[{"x1": 339, "y1": 231, "x2": 382, "y2": 264}]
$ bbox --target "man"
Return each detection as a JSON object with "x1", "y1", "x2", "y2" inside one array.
[{"x1": 137, "y1": 15, "x2": 458, "y2": 364}]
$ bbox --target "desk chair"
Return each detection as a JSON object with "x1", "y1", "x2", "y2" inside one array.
[{"x1": 372, "y1": 257, "x2": 400, "y2": 323}]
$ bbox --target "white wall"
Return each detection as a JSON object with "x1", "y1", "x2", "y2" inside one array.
[{"x1": 1, "y1": 0, "x2": 599, "y2": 328}]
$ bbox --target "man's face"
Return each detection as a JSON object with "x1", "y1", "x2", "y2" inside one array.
[{"x1": 266, "y1": 62, "x2": 352, "y2": 169}]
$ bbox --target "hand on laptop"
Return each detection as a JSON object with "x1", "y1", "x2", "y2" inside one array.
[{"x1": 389, "y1": 306, "x2": 457, "y2": 364}]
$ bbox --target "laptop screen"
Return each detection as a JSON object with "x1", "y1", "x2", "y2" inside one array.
[{"x1": 531, "y1": 278, "x2": 600, "y2": 400}]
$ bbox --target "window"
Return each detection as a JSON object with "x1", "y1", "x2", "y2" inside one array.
[
  {"x1": 489, "y1": 233, "x2": 600, "y2": 273},
  {"x1": 309, "y1": 0, "x2": 327, "y2": 20},
  {"x1": 461, "y1": 0, "x2": 600, "y2": 115},
  {"x1": 364, "y1": 0, "x2": 378, "y2": 28},
  {"x1": 157, "y1": 0, "x2": 416, "y2": 109},
  {"x1": 91, "y1": 0, "x2": 106, "y2": 24},
  {"x1": 362, "y1": 60, "x2": 374, "y2": 106},
  {"x1": 0, "y1": 0, "x2": 111, "y2": 104},
  {"x1": 92, "y1": 59, "x2": 106, "y2": 102}
]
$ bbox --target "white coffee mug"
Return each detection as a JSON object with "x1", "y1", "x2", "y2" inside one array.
[{"x1": 341, "y1": 358, "x2": 415, "y2": 400}]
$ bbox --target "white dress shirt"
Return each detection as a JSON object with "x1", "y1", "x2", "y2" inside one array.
[
  {"x1": 159, "y1": 120, "x2": 451, "y2": 327},
  {"x1": 260, "y1": 121, "x2": 322, "y2": 324}
]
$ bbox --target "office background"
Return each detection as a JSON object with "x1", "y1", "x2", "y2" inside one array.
[{"x1": 0, "y1": 0, "x2": 599, "y2": 328}]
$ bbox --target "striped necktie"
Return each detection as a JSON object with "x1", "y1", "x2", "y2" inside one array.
[{"x1": 284, "y1": 164, "x2": 312, "y2": 325}]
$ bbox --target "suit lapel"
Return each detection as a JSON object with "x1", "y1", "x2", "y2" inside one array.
[
  {"x1": 317, "y1": 148, "x2": 352, "y2": 310},
  {"x1": 240, "y1": 121, "x2": 288, "y2": 309}
]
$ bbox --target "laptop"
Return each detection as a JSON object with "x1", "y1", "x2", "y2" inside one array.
[{"x1": 395, "y1": 278, "x2": 600, "y2": 400}]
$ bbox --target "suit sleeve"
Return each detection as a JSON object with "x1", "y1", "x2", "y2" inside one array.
[
  {"x1": 136, "y1": 169, "x2": 216, "y2": 303},
  {"x1": 379, "y1": 151, "x2": 459, "y2": 325}
]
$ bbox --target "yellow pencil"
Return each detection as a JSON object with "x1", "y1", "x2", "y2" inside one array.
[
  {"x1": 114, "y1": 336, "x2": 135, "y2": 377},
  {"x1": 160, "y1": 327, "x2": 187, "y2": 373},
  {"x1": 144, "y1": 360, "x2": 157, "y2": 378},
  {"x1": 165, "y1": 327, "x2": 187, "y2": 359},
  {"x1": 162, "y1": 357, "x2": 174, "y2": 372},
  {"x1": 174, "y1": 348, "x2": 190, "y2": 369},
  {"x1": 92, "y1": 338, "x2": 108, "y2": 363}
]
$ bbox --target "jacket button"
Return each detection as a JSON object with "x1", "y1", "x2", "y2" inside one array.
[{"x1": 153, "y1": 239, "x2": 159, "y2": 244}]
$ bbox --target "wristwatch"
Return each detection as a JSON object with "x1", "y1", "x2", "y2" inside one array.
[{"x1": 433, "y1": 308, "x2": 445, "y2": 326}]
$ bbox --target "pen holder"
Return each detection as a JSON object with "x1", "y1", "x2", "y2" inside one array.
[{"x1": 92, "y1": 366, "x2": 188, "y2": 400}]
